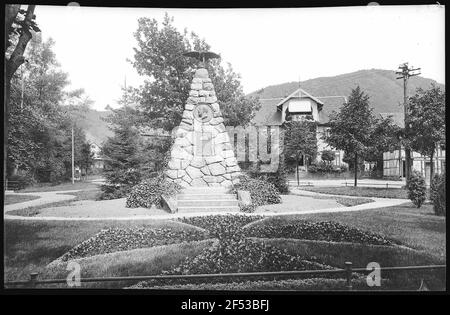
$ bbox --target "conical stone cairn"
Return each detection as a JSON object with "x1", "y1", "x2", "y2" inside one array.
[{"x1": 165, "y1": 67, "x2": 241, "y2": 187}]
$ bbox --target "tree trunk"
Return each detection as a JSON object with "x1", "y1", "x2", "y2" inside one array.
[
  {"x1": 430, "y1": 149, "x2": 435, "y2": 188},
  {"x1": 4, "y1": 5, "x2": 36, "y2": 191},
  {"x1": 296, "y1": 155, "x2": 299, "y2": 187},
  {"x1": 354, "y1": 152, "x2": 358, "y2": 187}
]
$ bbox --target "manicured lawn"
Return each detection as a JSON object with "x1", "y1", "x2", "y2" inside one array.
[
  {"x1": 298, "y1": 186, "x2": 409, "y2": 199},
  {"x1": 3, "y1": 219, "x2": 192, "y2": 282},
  {"x1": 4, "y1": 194, "x2": 40, "y2": 205},
  {"x1": 19, "y1": 180, "x2": 99, "y2": 193}
]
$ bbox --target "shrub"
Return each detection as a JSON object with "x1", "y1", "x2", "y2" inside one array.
[
  {"x1": 98, "y1": 184, "x2": 129, "y2": 200},
  {"x1": 259, "y1": 165, "x2": 290, "y2": 194},
  {"x1": 407, "y1": 171, "x2": 427, "y2": 208},
  {"x1": 430, "y1": 173, "x2": 446, "y2": 216},
  {"x1": 126, "y1": 175, "x2": 181, "y2": 208},
  {"x1": 233, "y1": 175, "x2": 281, "y2": 206}
]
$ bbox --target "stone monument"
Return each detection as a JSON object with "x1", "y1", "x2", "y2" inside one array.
[{"x1": 165, "y1": 51, "x2": 241, "y2": 187}]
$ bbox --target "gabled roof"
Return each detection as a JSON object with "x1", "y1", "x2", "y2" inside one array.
[
  {"x1": 276, "y1": 88, "x2": 324, "y2": 108},
  {"x1": 252, "y1": 98, "x2": 283, "y2": 126}
]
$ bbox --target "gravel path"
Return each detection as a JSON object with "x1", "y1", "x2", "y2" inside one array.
[{"x1": 3, "y1": 188, "x2": 409, "y2": 221}]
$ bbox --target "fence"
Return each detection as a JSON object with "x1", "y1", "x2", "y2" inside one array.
[{"x1": 4, "y1": 263, "x2": 445, "y2": 290}]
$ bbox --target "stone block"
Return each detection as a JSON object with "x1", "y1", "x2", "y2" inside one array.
[
  {"x1": 190, "y1": 83, "x2": 202, "y2": 90},
  {"x1": 166, "y1": 170, "x2": 178, "y2": 179},
  {"x1": 194, "y1": 68, "x2": 209, "y2": 78},
  {"x1": 185, "y1": 104, "x2": 195, "y2": 111},
  {"x1": 168, "y1": 159, "x2": 181, "y2": 170},
  {"x1": 237, "y1": 190, "x2": 252, "y2": 206},
  {"x1": 209, "y1": 163, "x2": 226, "y2": 176},
  {"x1": 190, "y1": 158, "x2": 206, "y2": 168},
  {"x1": 185, "y1": 166, "x2": 203, "y2": 179},
  {"x1": 200, "y1": 166, "x2": 211, "y2": 175},
  {"x1": 221, "y1": 149, "x2": 235, "y2": 159},
  {"x1": 203, "y1": 176, "x2": 218, "y2": 183},
  {"x1": 205, "y1": 96, "x2": 217, "y2": 103},
  {"x1": 161, "y1": 195, "x2": 177, "y2": 213},
  {"x1": 225, "y1": 157, "x2": 237, "y2": 167},
  {"x1": 205, "y1": 155, "x2": 222, "y2": 164},
  {"x1": 189, "y1": 90, "x2": 199, "y2": 97},
  {"x1": 203, "y1": 82, "x2": 214, "y2": 90}
]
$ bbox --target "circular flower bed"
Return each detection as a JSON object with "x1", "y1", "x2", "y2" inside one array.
[{"x1": 59, "y1": 227, "x2": 208, "y2": 262}]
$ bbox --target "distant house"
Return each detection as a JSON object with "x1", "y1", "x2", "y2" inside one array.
[
  {"x1": 252, "y1": 88, "x2": 348, "y2": 170},
  {"x1": 89, "y1": 141, "x2": 109, "y2": 170},
  {"x1": 380, "y1": 112, "x2": 446, "y2": 184}
]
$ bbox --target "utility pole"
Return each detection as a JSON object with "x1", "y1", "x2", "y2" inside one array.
[
  {"x1": 72, "y1": 125, "x2": 75, "y2": 184},
  {"x1": 395, "y1": 62, "x2": 421, "y2": 182}
]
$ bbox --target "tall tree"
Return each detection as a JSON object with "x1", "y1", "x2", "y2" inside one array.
[
  {"x1": 325, "y1": 86, "x2": 375, "y2": 186},
  {"x1": 284, "y1": 120, "x2": 318, "y2": 186},
  {"x1": 4, "y1": 5, "x2": 40, "y2": 188},
  {"x1": 408, "y1": 84, "x2": 445, "y2": 185},
  {"x1": 7, "y1": 34, "x2": 93, "y2": 183},
  {"x1": 130, "y1": 14, "x2": 260, "y2": 131}
]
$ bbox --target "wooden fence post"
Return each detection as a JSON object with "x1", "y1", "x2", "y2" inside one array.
[
  {"x1": 29, "y1": 272, "x2": 38, "y2": 288},
  {"x1": 345, "y1": 262, "x2": 353, "y2": 291}
]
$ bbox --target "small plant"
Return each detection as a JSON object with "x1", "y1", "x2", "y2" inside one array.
[
  {"x1": 126, "y1": 175, "x2": 181, "y2": 208},
  {"x1": 407, "y1": 171, "x2": 427, "y2": 208},
  {"x1": 430, "y1": 173, "x2": 446, "y2": 216}
]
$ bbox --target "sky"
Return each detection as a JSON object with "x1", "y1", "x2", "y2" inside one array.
[{"x1": 34, "y1": 4, "x2": 445, "y2": 111}]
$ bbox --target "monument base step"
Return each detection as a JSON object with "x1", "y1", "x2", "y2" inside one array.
[
  {"x1": 176, "y1": 186, "x2": 239, "y2": 213},
  {"x1": 177, "y1": 206, "x2": 240, "y2": 213}
]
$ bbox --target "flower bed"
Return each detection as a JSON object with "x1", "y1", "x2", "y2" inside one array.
[
  {"x1": 178, "y1": 214, "x2": 264, "y2": 237},
  {"x1": 59, "y1": 227, "x2": 208, "y2": 261},
  {"x1": 244, "y1": 220, "x2": 396, "y2": 246}
]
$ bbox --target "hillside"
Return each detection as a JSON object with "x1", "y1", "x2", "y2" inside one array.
[
  {"x1": 249, "y1": 69, "x2": 444, "y2": 115},
  {"x1": 77, "y1": 109, "x2": 113, "y2": 146}
]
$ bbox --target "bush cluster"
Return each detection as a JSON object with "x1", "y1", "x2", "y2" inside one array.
[
  {"x1": 430, "y1": 173, "x2": 446, "y2": 216},
  {"x1": 232, "y1": 175, "x2": 281, "y2": 206},
  {"x1": 244, "y1": 219, "x2": 396, "y2": 246},
  {"x1": 247, "y1": 163, "x2": 290, "y2": 194},
  {"x1": 407, "y1": 171, "x2": 427, "y2": 208},
  {"x1": 59, "y1": 227, "x2": 208, "y2": 261},
  {"x1": 126, "y1": 175, "x2": 181, "y2": 208}
]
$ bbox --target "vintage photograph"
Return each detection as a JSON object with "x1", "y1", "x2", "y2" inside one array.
[{"x1": 3, "y1": 3, "x2": 446, "y2": 294}]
